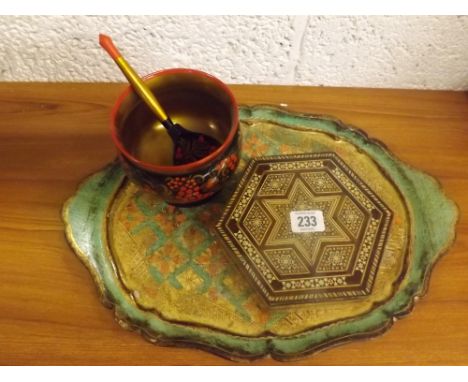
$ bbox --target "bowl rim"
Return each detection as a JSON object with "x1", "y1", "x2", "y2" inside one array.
[{"x1": 110, "y1": 68, "x2": 239, "y2": 174}]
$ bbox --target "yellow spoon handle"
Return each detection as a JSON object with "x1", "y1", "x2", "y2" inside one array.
[
  {"x1": 113, "y1": 56, "x2": 168, "y2": 122},
  {"x1": 99, "y1": 34, "x2": 168, "y2": 122}
]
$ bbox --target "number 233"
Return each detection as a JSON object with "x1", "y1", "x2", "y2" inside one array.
[{"x1": 297, "y1": 215, "x2": 317, "y2": 227}]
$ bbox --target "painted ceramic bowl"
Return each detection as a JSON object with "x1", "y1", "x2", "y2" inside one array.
[{"x1": 110, "y1": 68, "x2": 240, "y2": 205}]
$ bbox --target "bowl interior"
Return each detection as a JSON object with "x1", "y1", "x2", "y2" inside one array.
[{"x1": 115, "y1": 71, "x2": 235, "y2": 167}]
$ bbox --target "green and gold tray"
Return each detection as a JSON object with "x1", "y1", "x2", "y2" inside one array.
[{"x1": 63, "y1": 105, "x2": 458, "y2": 361}]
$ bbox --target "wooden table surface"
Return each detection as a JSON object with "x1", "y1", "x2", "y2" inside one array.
[{"x1": 0, "y1": 83, "x2": 467, "y2": 365}]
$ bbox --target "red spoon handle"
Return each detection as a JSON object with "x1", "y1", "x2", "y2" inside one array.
[{"x1": 99, "y1": 34, "x2": 122, "y2": 60}]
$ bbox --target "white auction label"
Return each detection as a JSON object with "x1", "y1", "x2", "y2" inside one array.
[{"x1": 290, "y1": 210, "x2": 325, "y2": 233}]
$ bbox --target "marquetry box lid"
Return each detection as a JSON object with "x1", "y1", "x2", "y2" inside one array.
[{"x1": 216, "y1": 152, "x2": 393, "y2": 307}]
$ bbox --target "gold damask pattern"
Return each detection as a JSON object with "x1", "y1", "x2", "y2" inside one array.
[
  {"x1": 64, "y1": 107, "x2": 457, "y2": 358},
  {"x1": 104, "y1": 120, "x2": 410, "y2": 336},
  {"x1": 217, "y1": 153, "x2": 393, "y2": 306}
]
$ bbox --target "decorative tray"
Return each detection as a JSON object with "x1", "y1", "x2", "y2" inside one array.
[{"x1": 63, "y1": 105, "x2": 457, "y2": 361}]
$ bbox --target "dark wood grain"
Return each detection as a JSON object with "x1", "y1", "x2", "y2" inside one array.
[{"x1": 0, "y1": 83, "x2": 467, "y2": 365}]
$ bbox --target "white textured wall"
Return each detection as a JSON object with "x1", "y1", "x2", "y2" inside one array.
[{"x1": 1, "y1": 15, "x2": 467, "y2": 89}]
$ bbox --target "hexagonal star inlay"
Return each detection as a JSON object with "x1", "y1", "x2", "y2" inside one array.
[
  {"x1": 216, "y1": 153, "x2": 393, "y2": 307},
  {"x1": 263, "y1": 179, "x2": 348, "y2": 263}
]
